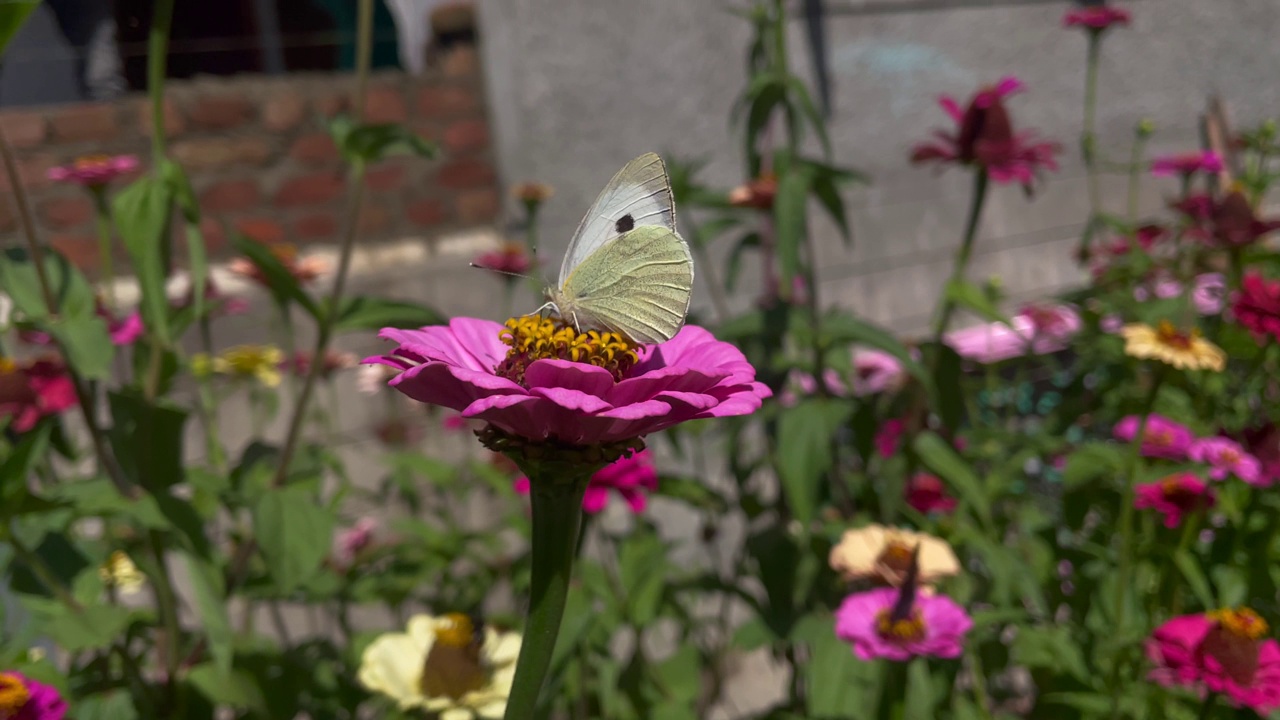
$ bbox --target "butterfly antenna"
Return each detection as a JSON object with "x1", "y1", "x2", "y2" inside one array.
[{"x1": 467, "y1": 263, "x2": 540, "y2": 282}]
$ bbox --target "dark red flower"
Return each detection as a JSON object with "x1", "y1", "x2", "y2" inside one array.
[
  {"x1": 1062, "y1": 5, "x2": 1131, "y2": 31},
  {"x1": 728, "y1": 173, "x2": 778, "y2": 210},
  {"x1": 1174, "y1": 190, "x2": 1280, "y2": 248},
  {"x1": 0, "y1": 357, "x2": 77, "y2": 433},
  {"x1": 910, "y1": 76, "x2": 1061, "y2": 193},
  {"x1": 1233, "y1": 272, "x2": 1280, "y2": 343},
  {"x1": 905, "y1": 473, "x2": 957, "y2": 515}
]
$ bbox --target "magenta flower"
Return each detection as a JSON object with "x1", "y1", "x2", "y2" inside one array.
[
  {"x1": 1134, "y1": 474, "x2": 1214, "y2": 528},
  {"x1": 108, "y1": 311, "x2": 144, "y2": 345},
  {"x1": 875, "y1": 418, "x2": 906, "y2": 458},
  {"x1": 1113, "y1": 414, "x2": 1195, "y2": 460},
  {"x1": 475, "y1": 243, "x2": 536, "y2": 280},
  {"x1": 1062, "y1": 5, "x2": 1131, "y2": 31},
  {"x1": 47, "y1": 154, "x2": 139, "y2": 188},
  {"x1": 515, "y1": 449, "x2": 659, "y2": 514},
  {"x1": 1150, "y1": 151, "x2": 1224, "y2": 178},
  {"x1": 0, "y1": 358, "x2": 77, "y2": 433},
  {"x1": 944, "y1": 305, "x2": 1078, "y2": 364},
  {"x1": 835, "y1": 587, "x2": 972, "y2": 661},
  {"x1": 1240, "y1": 424, "x2": 1280, "y2": 487},
  {"x1": 1190, "y1": 437, "x2": 1263, "y2": 484},
  {"x1": 1147, "y1": 609, "x2": 1280, "y2": 712},
  {"x1": 332, "y1": 517, "x2": 378, "y2": 569},
  {"x1": 366, "y1": 317, "x2": 769, "y2": 446},
  {"x1": 779, "y1": 368, "x2": 846, "y2": 407},
  {"x1": 910, "y1": 75, "x2": 1061, "y2": 192},
  {"x1": 0, "y1": 671, "x2": 67, "y2": 720},
  {"x1": 1174, "y1": 189, "x2": 1280, "y2": 248},
  {"x1": 851, "y1": 350, "x2": 905, "y2": 397},
  {"x1": 905, "y1": 473, "x2": 957, "y2": 515}
]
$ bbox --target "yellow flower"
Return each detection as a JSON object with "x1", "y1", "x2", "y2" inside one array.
[
  {"x1": 829, "y1": 524, "x2": 960, "y2": 588},
  {"x1": 1122, "y1": 321, "x2": 1225, "y2": 372},
  {"x1": 210, "y1": 345, "x2": 284, "y2": 387},
  {"x1": 98, "y1": 551, "x2": 146, "y2": 595},
  {"x1": 359, "y1": 613, "x2": 520, "y2": 720}
]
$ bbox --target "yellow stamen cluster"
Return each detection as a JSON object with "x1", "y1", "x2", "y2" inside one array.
[
  {"x1": 193, "y1": 345, "x2": 284, "y2": 388},
  {"x1": 875, "y1": 608, "x2": 927, "y2": 643},
  {"x1": 497, "y1": 316, "x2": 638, "y2": 386},
  {"x1": 1208, "y1": 607, "x2": 1270, "y2": 640},
  {"x1": 0, "y1": 358, "x2": 16, "y2": 374},
  {"x1": 73, "y1": 154, "x2": 112, "y2": 170},
  {"x1": 0, "y1": 673, "x2": 29, "y2": 714},
  {"x1": 435, "y1": 613, "x2": 477, "y2": 649}
]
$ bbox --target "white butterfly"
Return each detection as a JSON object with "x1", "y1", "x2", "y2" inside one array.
[{"x1": 545, "y1": 152, "x2": 695, "y2": 344}]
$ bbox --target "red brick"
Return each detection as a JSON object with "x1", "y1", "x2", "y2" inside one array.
[
  {"x1": 434, "y1": 158, "x2": 494, "y2": 189},
  {"x1": 172, "y1": 138, "x2": 273, "y2": 170},
  {"x1": 416, "y1": 85, "x2": 477, "y2": 118},
  {"x1": 441, "y1": 46, "x2": 479, "y2": 78},
  {"x1": 406, "y1": 197, "x2": 448, "y2": 227},
  {"x1": 365, "y1": 162, "x2": 406, "y2": 191},
  {"x1": 38, "y1": 195, "x2": 94, "y2": 229},
  {"x1": 289, "y1": 133, "x2": 339, "y2": 165},
  {"x1": 49, "y1": 233, "x2": 99, "y2": 271},
  {"x1": 274, "y1": 171, "x2": 345, "y2": 207},
  {"x1": 358, "y1": 203, "x2": 391, "y2": 234},
  {"x1": 443, "y1": 118, "x2": 489, "y2": 153},
  {"x1": 455, "y1": 188, "x2": 498, "y2": 223},
  {"x1": 139, "y1": 98, "x2": 184, "y2": 137},
  {"x1": 49, "y1": 104, "x2": 117, "y2": 143},
  {"x1": 0, "y1": 112, "x2": 46, "y2": 148},
  {"x1": 187, "y1": 94, "x2": 253, "y2": 130},
  {"x1": 364, "y1": 86, "x2": 408, "y2": 124},
  {"x1": 196, "y1": 217, "x2": 227, "y2": 254},
  {"x1": 0, "y1": 154, "x2": 56, "y2": 192},
  {"x1": 234, "y1": 217, "x2": 286, "y2": 244},
  {"x1": 0, "y1": 194, "x2": 17, "y2": 232},
  {"x1": 199, "y1": 179, "x2": 260, "y2": 213},
  {"x1": 263, "y1": 92, "x2": 307, "y2": 132},
  {"x1": 292, "y1": 212, "x2": 338, "y2": 240},
  {"x1": 315, "y1": 93, "x2": 349, "y2": 119}
]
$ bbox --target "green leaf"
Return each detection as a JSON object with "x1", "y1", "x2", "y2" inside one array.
[
  {"x1": 819, "y1": 312, "x2": 927, "y2": 383},
  {"x1": 785, "y1": 77, "x2": 831, "y2": 157},
  {"x1": 329, "y1": 117, "x2": 438, "y2": 164},
  {"x1": 74, "y1": 690, "x2": 141, "y2": 720},
  {"x1": 806, "y1": 619, "x2": 880, "y2": 716},
  {"x1": 1063, "y1": 442, "x2": 1124, "y2": 490},
  {"x1": 0, "y1": 246, "x2": 96, "y2": 320},
  {"x1": 1011, "y1": 626, "x2": 1089, "y2": 683},
  {"x1": 112, "y1": 177, "x2": 174, "y2": 343},
  {"x1": 0, "y1": 420, "x2": 52, "y2": 505},
  {"x1": 912, "y1": 432, "x2": 990, "y2": 527},
  {"x1": 945, "y1": 279, "x2": 1010, "y2": 326},
  {"x1": 186, "y1": 663, "x2": 268, "y2": 714},
  {"x1": 0, "y1": 0, "x2": 39, "y2": 56},
  {"x1": 44, "y1": 316, "x2": 114, "y2": 380},
  {"x1": 183, "y1": 552, "x2": 234, "y2": 672},
  {"x1": 252, "y1": 486, "x2": 336, "y2": 593},
  {"x1": 1173, "y1": 550, "x2": 1214, "y2": 609},
  {"x1": 107, "y1": 390, "x2": 187, "y2": 494},
  {"x1": 773, "y1": 165, "x2": 814, "y2": 301},
  {"x1": 650, "y1": 644, "x2": 701, "y2": 704},
  {"x1": 230, "y1": 234, "x2": 321, "y2": 319},
  {"x1": 931, "y1": 344, "x2": 965, "y2": 432},
  {"x1": 655, "y1": 475, "x2": 725, "y2": 512},
  {"x1": 777, "y1": 398, "x2": 850, "y2": 524},
  {"x1": 162, "y1": 160, "x2": 208, "y2": 324},
  {"x1": 27, "y1": 601, "x2": 133, "y2": 652},
  {"x1": 617, "y1": 534, "x2": 667, "y2": 625},
  {"x1": 333, "y1": 296, "x2": 446, "y2": 332}
]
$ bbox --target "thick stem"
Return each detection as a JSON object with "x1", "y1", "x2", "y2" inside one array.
[
  {"x1": 1082, "y1": 32, "x2": 1102, "y2": 217},
  {"x1": 503, "y1": 479, "x2": 588, "y2": 720},
  {"x1": 1126, "y1": 130, "x2": 1149, "y2": 223},
  {"x1": 930, "y1": 169, "x2": 989, "y2": 346},
  {"x1": 147, "y1": 0, "x2": 174, "y2": 162},
  {"x1": 91, "y1": 188, "x2": 117, "y2": 311}
]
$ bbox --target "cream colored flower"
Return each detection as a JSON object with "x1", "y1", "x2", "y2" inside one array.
[
  {"x1": 98, "y1": 551, "x2": 146, "y2": 595},
  {"x1": 1121, "y1": 321, "x2": 1225, "y2": 372},
  {"x1": 359, "y1": 613, "x2": 521, "y2": 720},
  {"x1": 829, "y1": 524, "x2": 960, "y2": 587}
]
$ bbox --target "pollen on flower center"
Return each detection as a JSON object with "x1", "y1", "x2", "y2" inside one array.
[
  {"x1": 1201, "y1": 608, "x2": 1268, "y2": 686},
  {"x1": 436, "y1": 613, "x2": 476, "y2": 648},
  {"x1": 1147, "y1": 429, "x2": 1173, "y2": 447},
  {"x1": 875, "y1": 607, "x2": 927, "y2": 643},
  {"x1": 1208, "y1": 607, "x2": 1270, "y2": 640},
  {"x1": 73, "y1": 154, "x2": 112, "y2": 170},
  {"x1": 0, "y1": 358, "x2": 16, "y2": 374},
  {"x1": 0, "y1": 673, "x2": 29, "y2": 713},
  {"x1": 496, "y1": 315, "x2": 638, "y2": 386},
  {"x1": 1156, "y1": 320, "x2": 1196, "y2": 350}
]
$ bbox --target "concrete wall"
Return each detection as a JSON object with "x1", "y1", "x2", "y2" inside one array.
[{"x1": 476, "y1": 0, "x2": 1280, "y2": 333}]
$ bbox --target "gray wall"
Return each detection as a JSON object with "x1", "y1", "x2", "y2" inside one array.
[{"x1": 476, "y1": 0, "x2": 1280, "y2": 333}]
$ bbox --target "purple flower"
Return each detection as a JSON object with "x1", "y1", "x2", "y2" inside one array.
[
  {"x1": 0, "y1": 671, "x2": 67, "y2": 720},
  {"x1": 834, "y1": 587, "x2": 972, "y2": 661},
  {"x1": 47, "y1": 155, "x2": 139, "y2": 188},
  {"x1": 1190, "y1": 437, "x2": 1263, "y2": 484},
  {"x1": 366, "y1": 317, "x2": 770, "y2": 445},
  {"x1": 1113, "y1": 414, "x2": 1195, "y2": 460},
  {"x1": 1151, "y1": 151, "x2": 1224, "y2": 178},
  {"x1": 515, "y1": 449, "x2": 659, "y2": 514}
]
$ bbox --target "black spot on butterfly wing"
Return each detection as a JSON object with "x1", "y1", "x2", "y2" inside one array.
[{"x1": 614, "y1": 214, "x2": 635, "y2": 233}]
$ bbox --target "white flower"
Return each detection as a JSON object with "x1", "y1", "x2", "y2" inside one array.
[
  {"x1": 0, "y1": 293, "x2": 11, "y2": 329},
  {"x1": 359, "y1": 613, "x2": 521, "y2": 720},
  {"x1": 829, "y1": 524, "x2": 960, "y2": 587}
]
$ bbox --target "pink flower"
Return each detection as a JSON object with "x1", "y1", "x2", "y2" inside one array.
[
  {"x1": 1113, "y1": 414, "x2": 1195, "y2": 460},
  {"x1": 47, "y1": 154, "x2": 139, "y2": 188},
  {"x1": 1190, "y1": 437, "x2": 1263, "y2": 484},
  {"x1": 1233, "y1": 272, "x2": 1280, "y2": 343},
  {"x1": 0, "y1": 670, "x2": 67, "y2": 720},
  {"x1": 475, "y1": 243, "x2": 535, "y2": 279},
  {"x1": 851, "y1": 350, "x2": 905, "y2": 396},
  {"x1": 442, "y1": 413, "x2": 469, "y2": 431},
  {"x1": 876, "y1": 418, "x2": 906, "y2": 458},
  {"x1": 835, "y1": 587, "x2": 972, "y2": 661},
  {"x1": 1192, "y1": 273, "x2": 1226, "y2": 315},
  {"x1": 108, "y1": 311, "x2": 144, "y2": 345},
  {"x1": 944, "y1": 305, "x2": 1078, "y2": 364},
  {"x1": 332, "y1": 518, "x2": 377, "y2": 569},
  {"x1": 780, "y1": 368, "x2": 846, "y2": 407},
  {"x1": 228, "y1": 243, "x2": 329, "y2": 287},
  {"x1": 367, "y1": 317, "x2": 770, "y2": 445},
  {"x1": 1134, "y1": 474, "x2": 1214, "y2": 528},
  {"x1": 0, "y1": 358, "x2": 77, "y2": 433},
  {"x1": 515, "y1": 449, "x2": 659, "y2": 514},
  {"x1": 1062, "y1": 5, "x2": 1131, "y2": 31},
  {"x1": 1241, "y1": 424, "x2": 1280, "y2": 487},
  {"x1": 1150, "y1": 151, "x2": 1224, "y2": 178},
  {"x1": 1174, "y1": 190, "x2": 1280, "y2": 248},
  {"x1": 1147, "y1": 609, "x2": 1280, "y2": 712},
  {"x1": 281, "y1": 350, "x2": 358, "y2": 379},
  {"x1": 910, "y1": 76, "x2": 1061, "y2": 192},
  {"x1": 905, "y1": 473, "x2": 957, "y2": 515}
]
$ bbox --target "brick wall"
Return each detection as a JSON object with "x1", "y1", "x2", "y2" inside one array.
[{"x1": 0, "y1": 46, "x2": 496, "y2": 274}]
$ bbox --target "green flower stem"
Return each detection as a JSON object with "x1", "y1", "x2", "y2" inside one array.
[
  {"x1": 90, "y1": 187, "x2": 117, "y2": 311},
  {"x1": 930, "y1": 168, "x2": 990, "y2": 348},
  {"x1": 1081, "y1": 32, "x2": 1102, "y2": 218},
  {"x1": 1196, "y1": 692, "x2": 1218, "y2": 720},
  {"x1": 875, "y1": 659, "x2": 910, "y2": 720},
  {"x1": 147, "y1": 0, "x2": 173, "y2": 162},
  {"x1": 503, "y1": 477, "x2": 589, "y2": 720},
  {"x1": 1126, "y1": 126, "x2": 1150, "y2": 223}
]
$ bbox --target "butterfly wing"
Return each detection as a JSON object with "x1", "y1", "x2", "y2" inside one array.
[
  {"x1": 559, "y1": 152, "x2": 676, "y2": 287},
  {"x1": 562, "y1": 225, "x2": 693, "y2": 344}
]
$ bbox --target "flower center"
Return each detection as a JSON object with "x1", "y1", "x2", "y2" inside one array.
[
  {"x1": 496, "y1": 316, "x2": 638, "y2": 386},
  {"x1": 1146, "y1": 429, "x2": 1173, "y2": 447},
  {"x1": 875, "y1": 540, "x2": 916, "y2": 582},
  {"x1": 0, "y1": 673, "x2": 29, "y2": 715},
  {"x1": 1200, "y1": 608, "x2": 1269, "y2": 686},
  {"x1": 420, "y1": 613, "x2": 488, "y2": 701},
  {"x1": 0, "y1": 358, "x2": 16, "y2": 374},
  {"x1": 1220, "y1": 448, "x2": 1240, "y2": 465},
  {"x1": 73, "y1": 154, "x2": 112, "y2": 170},
  {"x1": 875, "y1": 607, "x2": 927, "y2": 643},
  {"x1": 221, "y1": 346, "x2": 280, "y2": 375},
  {"x1": 1160, "y1": 477, "x2": 1204, "y2": 509},
  {"x1": 1156, "y1": 321, "x2": 1196, "y2": 350}
]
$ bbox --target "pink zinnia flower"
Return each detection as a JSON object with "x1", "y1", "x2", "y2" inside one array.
[
  {"x1": 1113, "y1": 414, "x2": 1195, "y2": 460},
  {"x1": 332, "y1": 517, "x2": 378, "y2": 569},
  {"x1": 834, "y1": 587, "x2": 972, "y2": 661},
  {"x1": 1240, "y1": 424, "x2": 1280, "y2": 487},
  {"x1": 515, "y1": 449, "x2": 659, "y2": 514},
  {"x1": 1192, "y1": 273, "x2": 1226, "y2": 315},
  {"x1": 875, "y1": 418, "x2": 906, "y2": 458},
  {"x1": 1173, "y1": 190, "x2": 1280, "y2": 248},
  {"x1": 910, "y1": 76, "x2": 1061, "y2": 192},
  {"x1": 905, "y1": 473, "x2": 957, "y2": 515},
  {"x1": 1190, "y1": 437, "x2": 1263, "y2": 484},
  {"x1": 281, "y1": 349, "x2": 358, "y2": 379},
  {"x1": 47, "y1": 154, "x2": 139, "y2": 188},
  {"x1": 475, "y1": 242, "x2": 535, "y2": 279},
  {"x1": 851, "y1": 350, "x2": 905, "y2": 397},
  {"x1": 1134, "y1": 474, "x2": 1214, "y2": 528},
  {"x1": 228, "y1": 243, "x2": 329, "y2": 286},
  {"x1": 1062, "y1": 5, "x2": 1131, "y2": 31},
  {"x1": 1147, "y1": 609, "x2": 1280, "y2": 712},
  {"x1": 0, "y1": 358, "x2": 77, "y2": 433},
  {"x1": 944, "y1": 305, "x2": 1078, "y2": 364},
  {"x1": 366, "y1": 317, "x2": 769, "y2": 445},
  {"x1": 1233, "y1": 272, "x2": 1280, "y2": 343},
  {"x1": 0, "y1": 670, "x2": 67, "y2": 720},
  {"x1": 442, "y1": 413, "x2": 469, "y2": 431},
  {"x1": 1150, "y1": 151, "x2": 1224, "y2": 178},
  {"x1": 20, "y1": 302, "x2": 143, "y2": 347}
]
